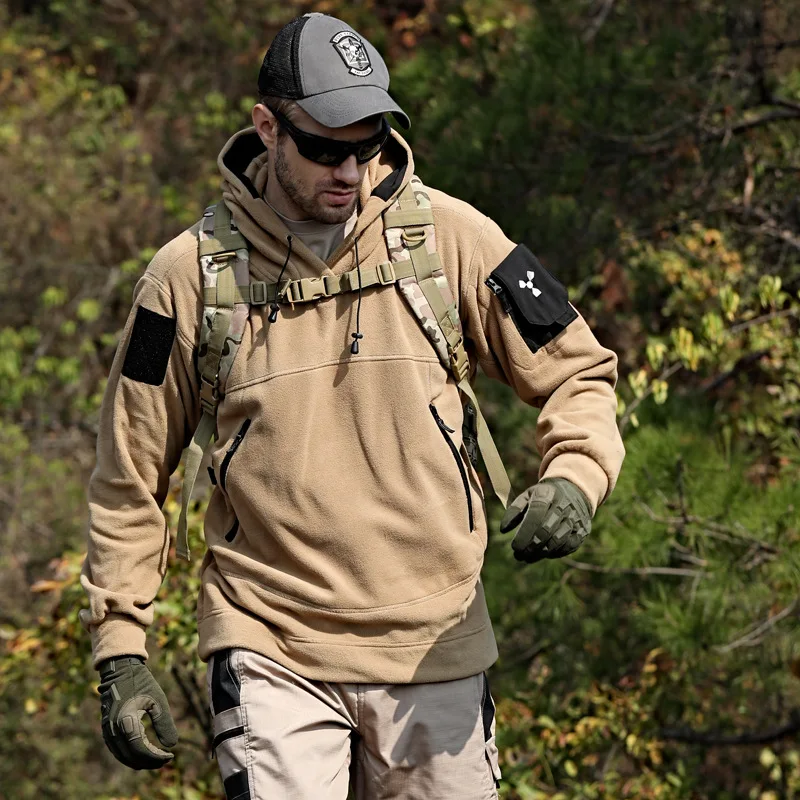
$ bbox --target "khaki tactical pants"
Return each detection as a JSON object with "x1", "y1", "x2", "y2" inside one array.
[{"x1": 206, "y1": 647, "x2": 502, "y2": 799}]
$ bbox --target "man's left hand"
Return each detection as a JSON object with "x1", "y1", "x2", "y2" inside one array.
[{"x1": 499, "y1": 477, "x2": 592, "y2": 563}]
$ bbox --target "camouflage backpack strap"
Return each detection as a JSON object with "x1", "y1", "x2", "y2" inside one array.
[
  {"x1": 383, "y1": 176, "x2": 512, "y2": 508},
  {"x1": 176, "y1": 201, "x2": 250, "y2": 561}
]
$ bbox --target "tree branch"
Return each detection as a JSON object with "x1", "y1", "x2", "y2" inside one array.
[
  {"x1": 662, "y1": 709, "x2": 800, "y2": 746},
  {"x1": 618, "y1": 361, "x2": 684, "y2": 435},
  {"x1": 728, "y1": 309, "x2": 798, "y2": 335},
  {"x1": 716, "y1": 599, "x2": 798, "y2": 653},
  {"x1": 562, "y1": 558, "x2": 704, "y2": 579},
  {"x1": 592, "y1": 104, "x2": 800, "y2": 158},
  {"x1": 700, "y1": 109, "x2": 800, "y2": 142},
  {"x1": 700, "y1": 349, "x2": 772, "y2": 393},
  {"x1": 725, "y1": 203, "x2": 800, "y2": 252},
  {"x1": 773, "y1": 96, "x2": 800, "y2": 114},
  {"x1": 635, "y1": 498, "x2": 779, "y2": 554},
  {"x1": 582, "y1": 0, "x2": 616, "y2": 44}
]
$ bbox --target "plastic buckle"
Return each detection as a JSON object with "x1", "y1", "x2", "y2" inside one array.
[
  {"x1": 250, "y1": 282, "x2": 267, "y2": 305},
  {"x1": 449, "y1": 347, "x2": 470, "y2": 383},
  {"x1": 199, "y1": 376, "x2": 219, "y2": 413},
  {"x1": 377, "y1": 262, "x2": 396, "y2": 285},
  {"x1": 293, "y1": 277, "x2": 328, "y2": 302}
]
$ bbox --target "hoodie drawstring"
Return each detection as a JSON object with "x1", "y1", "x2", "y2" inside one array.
[
  {"x1": 268, "y1": 234, "x2": 293, "y2": 324},
  {"x1": 350, "y1": 236, "x2": 364, "y2": 355}
]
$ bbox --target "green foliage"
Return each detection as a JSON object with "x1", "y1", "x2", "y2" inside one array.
[{"x1": 483, "y1": 394, "x2": 799, "y2": 798}]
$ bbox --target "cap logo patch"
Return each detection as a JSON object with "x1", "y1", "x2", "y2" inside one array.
[{"x1": 331, "y1": 31, "x2": 373, "y2": 77}]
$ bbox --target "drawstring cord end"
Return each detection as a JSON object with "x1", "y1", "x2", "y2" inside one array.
[{"x1": 350, "y1": 332, "x2": 363, "y2": 354}]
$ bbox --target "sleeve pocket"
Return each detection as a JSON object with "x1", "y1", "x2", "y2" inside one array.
[{"x1": 485, "y1": 244, "x2": 578, "y2": 353}]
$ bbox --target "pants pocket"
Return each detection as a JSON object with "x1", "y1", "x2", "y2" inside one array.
[
  {"x1": 481, "y1": 672, "x2": 502, "y2": 788},
  {"x1": 208, "y1": 648, "x2": 251, "y2": 800}
]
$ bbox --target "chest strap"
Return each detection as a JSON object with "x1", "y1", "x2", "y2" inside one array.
[{"x1": 201, "y1": 259, "x2": 417, "y2": 306}]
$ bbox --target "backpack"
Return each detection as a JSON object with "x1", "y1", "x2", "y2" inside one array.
[{"x1": 176, "y1": 176, "x2": 512, "y2": 561}]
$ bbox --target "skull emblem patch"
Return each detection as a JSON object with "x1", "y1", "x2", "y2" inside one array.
[{"x1": 331, "y1": 31, "x2": 373, "y2": 77}]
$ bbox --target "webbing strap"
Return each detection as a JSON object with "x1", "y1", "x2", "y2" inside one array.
[
  {"x1": 200, "y1": 202, "x2": 248, "y2": 257},
  {"x1": 176, "y1": 411, "x2": 216, "y2": 561},
  {"x1": 198, "y1": 233, "x2": 248, "y2": 257},
  {"x1": 404, "y1": 232, "x2": 438, "y2": 281},
  {"x1": 177, "y1": 203, "x2": 240, "y2": 561},
  {"x1": 199, "y1": 204, "x2": 238, "y2": 400},
  {"x1": 398, "y1": 184, "x2": 512, "y2": 508},
  {"x1": 383, "y1": 208, "x2": 435, "y2": 228},
  {"x1": 199, "y1": 265, "x2": 235, "y2": 413},
  {"x1": 397, "y1": 181, "x2": 418, "y2": 212},
  {"x1": 216, "y1": 260, "x2": 236, "y2": 307},
  {"x1": 201, "y1": 259, "x2": 416, "y2": 306},
  {"x1": 458, "y1": 379, "x2": 511, "y2": 508},
  {"x1": 419, "y1": 271, "x2": 462, "y2": 348},
  {"x1": 406, "y1": 234, "x2": 464, "y2": 359},
  {"x1": 214, "y1": 200, "x2": 233, "y2": 237},
  {"x1": 202, "y1": 282, "x2": 283, "y2": 306}
]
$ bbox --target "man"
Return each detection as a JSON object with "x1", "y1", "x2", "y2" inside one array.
[{"x1": 80, "y1": 12, "x2": 625, "y2": 799}]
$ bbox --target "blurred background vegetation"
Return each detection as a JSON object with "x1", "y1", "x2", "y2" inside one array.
[{"x1": 1, "y1": 0, "x2": 799, "y2": 797}]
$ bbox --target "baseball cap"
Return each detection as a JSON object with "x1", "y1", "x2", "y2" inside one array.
[{"x1": 258, "y1": 13, "x2": 410, "y2": 130}]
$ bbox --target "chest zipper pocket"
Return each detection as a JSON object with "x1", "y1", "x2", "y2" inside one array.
[
  {"x1": 430, "y1": 404, "x2": 474, "y2": 532},
  {"x1": 220, "y1": 418, "x2": 251, "y2": 491}
]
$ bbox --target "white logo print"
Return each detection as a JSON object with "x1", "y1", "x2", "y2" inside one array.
[
  {"x1": 519, "y1": 271, "x2": 542, "y2": 297},
  {"x1": 331, "y1": 31, "x2": 373, "y2": 77}
]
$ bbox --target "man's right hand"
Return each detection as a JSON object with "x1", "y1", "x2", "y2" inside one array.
[{"x1": 97, "y1": 655, "x2": 179, "y2": 770}]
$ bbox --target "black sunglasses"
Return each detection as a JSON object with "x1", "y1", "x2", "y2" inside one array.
[{"x1": 268, "y1": 106, "x2": 390, "y2": 166}]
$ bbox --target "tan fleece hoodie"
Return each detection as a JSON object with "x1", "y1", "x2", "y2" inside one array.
[{"x1": 79, "y1": 126, "x2": 626, "y2": 682}]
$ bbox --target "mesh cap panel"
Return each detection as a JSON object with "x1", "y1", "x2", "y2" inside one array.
[{"x1": 257, "y1": 16, "x2": 308, "y2": 98}]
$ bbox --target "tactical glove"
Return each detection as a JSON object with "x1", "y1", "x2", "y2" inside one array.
[
  {"x1": 500, "y1": 477, "x2": 592, "y2": 563},
  {"x1": 97, "y1": 655, "x2": 178, "y2": 770}
]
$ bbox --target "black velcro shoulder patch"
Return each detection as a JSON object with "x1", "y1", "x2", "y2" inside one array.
[
  {"x1": 121, "y1": 306, "x2": 177, "y2": 386},
  {"x1": 485, "y1": 244, "x2": 578, "y2": 353}
]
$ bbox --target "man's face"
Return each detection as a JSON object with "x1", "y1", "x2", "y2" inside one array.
[{"x1": 256, "y1": 104, "x2": 382, "y2": 224}]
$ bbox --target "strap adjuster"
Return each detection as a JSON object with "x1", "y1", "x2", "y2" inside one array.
[
  {"x1": 323, "y1": 274, "x2": 340, "y2": 295},
  {"x1": 250, "y1": 281, "x2": 267, "y2": 305},
  {"x1": 199, "y1": 375, "x2": 220, "y2": 413},
  {"x1": 377, "y1": 262, "x2": 396, "y2": 285},
  {"x1": 340, "y1": 270, "x2": 358, "y2": 292},
  {"x1": 449, "y1": 346, "x2": 470, "y2": 383}
]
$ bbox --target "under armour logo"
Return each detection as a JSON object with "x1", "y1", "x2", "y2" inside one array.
[{"x1": 519, "y1": 271, "x2": 542, "y2": 297}]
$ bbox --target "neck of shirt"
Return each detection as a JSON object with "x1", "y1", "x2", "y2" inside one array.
[{"x1": 265, "y1": 200, "x2": 358, "y2": 263}]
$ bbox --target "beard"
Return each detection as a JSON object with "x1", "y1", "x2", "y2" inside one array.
[{"x1": 273, "y1": 140, "x2": 361, "y2": 224}]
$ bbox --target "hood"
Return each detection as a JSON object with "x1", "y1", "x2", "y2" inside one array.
[{"x1": 216, "y1": 124, "x2": 415, "y2": 283}]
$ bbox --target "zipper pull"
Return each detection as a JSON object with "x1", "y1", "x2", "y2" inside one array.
[
  {"x1": 232, "y1": 419, "x2": 251, "y2": 447},
  {"x1": 429, "y1": 404, "x2": 455, "y2": 433},
  {"x1": 485, "y1": 277, "x2": 512, "y2": 313}
]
